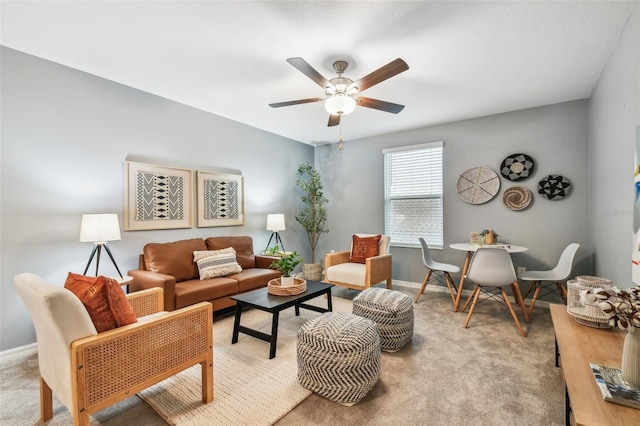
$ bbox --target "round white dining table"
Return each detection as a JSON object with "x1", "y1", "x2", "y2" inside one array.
[{"x1": 449, "y1": 243, "x2": 528, "y2": 311}]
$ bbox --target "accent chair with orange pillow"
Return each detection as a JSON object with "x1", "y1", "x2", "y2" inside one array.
[{"x1": 324, "y1": 233, "x2": 392, "y2": 291}]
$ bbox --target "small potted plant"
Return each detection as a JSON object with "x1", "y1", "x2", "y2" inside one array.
[
  {"x1": 270, "y1": 251, "x2": 303, "y2": 286},
  {"x1": 479, "y1": 229, "x2": 498, "y2": 245}
]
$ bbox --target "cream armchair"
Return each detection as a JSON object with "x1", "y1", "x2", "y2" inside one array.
[
  {"x1": 324, "y1": 234, "x2": 392, "y2": 291},
  {"x1": 14, "y1": 273, "x2": 213, "y2": 426}
]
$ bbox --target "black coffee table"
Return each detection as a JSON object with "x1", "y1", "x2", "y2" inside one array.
[{"x1": 230, "y1": 280, "x2": 334, "y2": 359}]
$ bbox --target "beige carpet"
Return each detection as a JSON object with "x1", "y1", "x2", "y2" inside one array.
[
  {"x1": 1, "y1": 284, "x2": 565, "y2": 425},
  {"x1": 138, "y1": 296, "x2": 353, "y2": 425}
]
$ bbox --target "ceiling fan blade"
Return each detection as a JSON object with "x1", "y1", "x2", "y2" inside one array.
[
  {"x1": 357, "y1": 97, "x2": 405, "y2": 114},
  {"x1": 269, "y1": 97, "x2": 324, "y2": 108},
  {"x1": 328, "y1": 114, "x2": 341, "y2": 127},
  {"x1": 287, "y1": 57, "x2": 331, "y2": 89},
  {"x1": 350, "y1": 58, "x2": 409, "y2": 93}
]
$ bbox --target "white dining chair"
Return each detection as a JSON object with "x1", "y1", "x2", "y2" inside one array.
[
  {"x1": 519, "y1": 243, "x2": 580, "y2": 315},
  {"x1": 415, "y1": 238, "x2": 461, "y2": 309},
  {"x1": 461, "y1": 248, "x2": 529, "y2": 337}
]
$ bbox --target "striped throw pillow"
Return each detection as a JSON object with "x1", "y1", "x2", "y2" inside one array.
[{"x1": 194, "y1": 247, "x2": 242, "y2": 279}]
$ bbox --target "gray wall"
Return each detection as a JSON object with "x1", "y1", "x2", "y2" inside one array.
[
  {"x1": 589, "y1": 5, "x2": 640, "y2": 285},
  {"x1": 316, "y1": 101, "x2": 592, "y2": 289},
  {"x1": 1, "y1": 47, "x2": 313, "y2": 351}
]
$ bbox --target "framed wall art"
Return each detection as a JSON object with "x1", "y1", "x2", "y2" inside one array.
[
  {"x1": 124, "y1": 161, "x2": 193, "y2": 231},
  {"x1": 197, "y1": 171, "x2": 244, "y2": 227}
]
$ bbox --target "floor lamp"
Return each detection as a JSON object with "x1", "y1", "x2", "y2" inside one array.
[
  {"x1": 79, "y1": 213, "x2": 124, "y2": 278},
  {"x1": 265, "y1": 214, "x2": 285, "y2": 253}
]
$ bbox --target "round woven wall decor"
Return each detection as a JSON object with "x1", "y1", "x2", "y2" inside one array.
[
  {"x1": 502, "y1": 186, "x2": 532, "y2": 211},
  {"x1": 457, "y1": 167, "x2": 500, "y2": 205},
  {"x1": 500, "y1": 153, "x2": 535, "y2": 181},
  {"x1": 537, "y1": 174, "x2": 571, "y2": 200}
]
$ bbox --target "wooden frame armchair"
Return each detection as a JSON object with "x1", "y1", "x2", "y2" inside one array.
[
  {"x1": 15, "y1": 273, "x2": 213, "y2": 426},
  {"x1": 324, "y1": 234, "x2": 392, "y2": 291}
]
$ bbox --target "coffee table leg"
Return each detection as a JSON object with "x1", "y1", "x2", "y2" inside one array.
[
  {"x1": 326, "y1": 289, "x2": 333, "y2": 312},
  {"x1": 232, "y1": 303, "x2": 242, "y2": 344},
  {"x1": 269, "y1": 311, "x2": 280, "y2": 359}
]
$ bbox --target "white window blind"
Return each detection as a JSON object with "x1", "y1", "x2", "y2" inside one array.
[{"x1": 383, "y1": 141, "x2": 443, "y2": 249}]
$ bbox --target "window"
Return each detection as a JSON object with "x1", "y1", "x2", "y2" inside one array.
[{"x1": 383, "y1": 141, "x2": 443, "y2": 249}]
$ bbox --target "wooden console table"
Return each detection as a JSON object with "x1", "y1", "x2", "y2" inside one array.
[{"x1": 550, "y1": 304, "x2": 640, "y2": 425}]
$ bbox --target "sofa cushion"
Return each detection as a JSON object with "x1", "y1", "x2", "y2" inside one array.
[
  {"x1": 227, "y1": 268, "x2": 282, "y2": 293},
  {"x1": 64, "y1": 273, "x2": 137, "y2": 332},
  {"x1": 349, "y1": 234, "x2": 382, "y2": 264},
  {"x1": 194, "y1": 248, "x2": 243, "y2": 279},
  {"x1": 144, "y1": 238, "x2": 207, "y2": 282},
  {"x1": 206, "y1": 236, "x2": 256, "y2": 269},
  {"x1": 174, "y1": 277, "x2": 238, "y2": 310}
]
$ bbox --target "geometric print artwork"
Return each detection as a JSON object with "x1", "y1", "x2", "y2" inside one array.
[
  {"x1": 500, "y1": 153, "x2": 535, "y2": 181},
  {"x1": 197, "y1": 170, "x2": 244, "y2": 227},
  {"x1": 124, "y1": 161, "x2": 193, "y2": 231},
  {"x1": 537, "y1": 174, "x2": 571, "y2": 200},
  {"x1": 136, "y1": 172, "x2": 184, "y2": 221},
  {"x1": 204, "y1": 179, "x2": 239, "y2": 220}
]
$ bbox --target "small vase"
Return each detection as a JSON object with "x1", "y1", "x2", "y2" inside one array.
[
  {"x1": 484, "y1": 231, "x2": 496, "y2": 245},
  {"x1": 281, "y1": 276, "x2": 293, "y2": 287},
  {"x1": 622, "y1": 329, "x2": 640, "y2": 388}
]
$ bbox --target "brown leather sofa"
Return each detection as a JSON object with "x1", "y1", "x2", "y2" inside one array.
[{"x1": 128, "y1": 236, "x2": 281, "y2": 312}]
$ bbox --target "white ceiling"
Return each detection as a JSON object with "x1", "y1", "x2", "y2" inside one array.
[{"x1": 1, "y1": 1, "x2": 637, "y2": 145}]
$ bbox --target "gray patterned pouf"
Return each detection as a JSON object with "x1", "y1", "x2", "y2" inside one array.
[
  {"x1": 352, "y1": 287, "x2": 414, "y2": 352},
  {"x1": 297, "y1": 312, "x2": 380, "y2": 405}
]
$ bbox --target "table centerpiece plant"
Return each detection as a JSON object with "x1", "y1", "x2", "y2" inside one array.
[
  {"x1": 580, "y1": 285, "x2": 640, "y2": 388},
  {"x1": 479, "y1": 229, "x2": 498, "y2": 245},
  {"x1": 270, "y1": 251, "x2": 303, "y2": 287}
]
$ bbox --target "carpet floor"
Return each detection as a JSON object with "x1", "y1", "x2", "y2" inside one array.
[{"x1": 0, "y1": 283, "x2": 564, "y2": 425}]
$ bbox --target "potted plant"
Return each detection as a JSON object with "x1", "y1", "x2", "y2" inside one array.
[
  {"x1": 295, "y1": 162, "x2": 329, "y2": 280},
  {"x1": 479, "y1": 229, "x2": 498, "y2": 245},
  {"x1": 269, "y1": 251, "x2": 303, "y2": 286}
]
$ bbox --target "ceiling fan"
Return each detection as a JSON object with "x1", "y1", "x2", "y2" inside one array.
[{"x1": 269, "y1": 57, "x2": 409, "y2": 127}]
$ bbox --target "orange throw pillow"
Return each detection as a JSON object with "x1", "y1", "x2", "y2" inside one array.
[
  {"x1": 349, "y1": 234, "x2": 382, "y2": 264},
  {"x1": 64, "y1": 272, "x2": 137, "y2": 332}
]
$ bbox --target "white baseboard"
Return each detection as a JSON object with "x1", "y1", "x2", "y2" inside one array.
[{"x1": 0, "y1": 343, "x2": 37, "y2": 362}]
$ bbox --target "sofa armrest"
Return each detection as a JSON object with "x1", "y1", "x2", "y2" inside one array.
[
  {"x1": 325, "y1": 251, "x2": 351, "y2": 269},
  {"x1": 127, "y1": 270, "x2": 177, "y2": 311},
  {"x1": 126, "y1": 287, "x2": 164, "y2": 317},
  {"x1": 70, "y1": 302, "x2": 213, "y2": 416},
  {"x1": 365, "y1": 254, "x2": 393, "y2": 286},
  {"x1": 255, "y1": 255, "x2": 280, "y2": 269}
]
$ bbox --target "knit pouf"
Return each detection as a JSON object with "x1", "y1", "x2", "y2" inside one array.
[
  {"x1": 297, "y1": 312, "x2": 381, "y2": 405},
  {"x1": 352, "y1": 287, "x2": 414, "y2": 352}
]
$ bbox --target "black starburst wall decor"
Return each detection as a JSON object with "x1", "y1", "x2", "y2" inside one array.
[{"x1": 537, "y1": 174, "x2": 571, "y2": 200}]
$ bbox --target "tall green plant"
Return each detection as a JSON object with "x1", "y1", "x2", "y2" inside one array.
[{"x1": 295, "y1": 162, "x2": 329, "y2": 264}]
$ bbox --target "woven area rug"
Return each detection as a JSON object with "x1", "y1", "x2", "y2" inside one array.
[{"x1": 138, "y1": 296, "x2": 352, "y2": 426}]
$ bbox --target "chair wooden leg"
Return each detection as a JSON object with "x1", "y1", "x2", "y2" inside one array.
[
  {"x1": 201, "y1": 359, "x2": 214, "y2": 403},
  {"x1": 501, "y1": 288, "x2": 527, "y2": 337},
  {"x1": 40, "y1": 376, "x2": 53, "y2": 422},
  {"x1": 444, "y1": 272, "x2": 458, "y2": 307},
  {"x1": 463, "y1": 286, "x2": 482, "y2": 328},
  {"x1": 527, "y1": 282, "x2": 543, "y2": 316},
  {"x1": 461, "y1": 284, "x2": 479, "y2": 313},
  {"x1": 415, "y1": 270, "x2": 432, "y2": 303},
  {"x1": 512, "y1": 282, "x2": 529, "y2": 323},
  {"x1": 386, "y1": 277, "x2": 393, "y2": 290},
  {"x1": 557, "y1": 282, "x2": 568, "y2": 304},
  {"x1": 523, "y1": 280, "x2": 538, "y2": 300}
]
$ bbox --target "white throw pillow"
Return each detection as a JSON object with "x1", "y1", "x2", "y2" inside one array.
[{"x1": 193, "y1": 247, "x2": 242, "y2": 279}]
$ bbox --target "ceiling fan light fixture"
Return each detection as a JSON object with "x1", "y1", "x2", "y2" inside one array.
[{"x1": 325, "y1": 94, "x2": 356, "y2": 116}]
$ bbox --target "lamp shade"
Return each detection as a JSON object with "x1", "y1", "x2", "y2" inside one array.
[
  {"x1": 325, "y1": 94, "x2": 356, "y2": 116},
  {"x1": 266, "y1": 214, "x2": 285, "y2": 232},
  {"x1": 79, "y1": 214, "x2": 121, "y2": 243}
]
